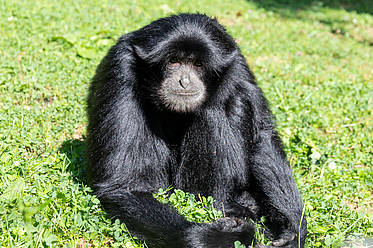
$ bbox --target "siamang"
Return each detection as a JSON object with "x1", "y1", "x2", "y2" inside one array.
[{"x1": 87, "y1": 13, "x2": 307, "y2": 248}]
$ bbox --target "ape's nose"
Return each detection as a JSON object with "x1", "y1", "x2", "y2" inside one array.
[{"x1": 179, "y1": 74, "x2": 191, "y2": 89}]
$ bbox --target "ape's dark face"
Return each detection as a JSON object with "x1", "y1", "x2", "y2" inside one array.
[
  {"x1": 159, "y1": 56, "x2": 206, "y2": 112},
  {"x1": 135, "y1": 42, "x2": 212, "y2": 113}
]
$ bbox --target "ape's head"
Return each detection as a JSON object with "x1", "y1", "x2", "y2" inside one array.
[{"x1": 132, "y1": 14, "x2": 238, "y2": 113}]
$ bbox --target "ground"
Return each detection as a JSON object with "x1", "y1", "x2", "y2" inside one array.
[{"x1": 0, "y1": 0, "x2": 372, "y2": 247}]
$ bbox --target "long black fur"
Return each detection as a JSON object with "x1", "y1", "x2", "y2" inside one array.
[{"x1": 87, "y1": 13, "x2": 307, "y2": 248}]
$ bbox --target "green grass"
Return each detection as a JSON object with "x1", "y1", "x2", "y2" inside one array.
[{"x1": 0, "y1": 0, "x2": 372, "y2": 247}]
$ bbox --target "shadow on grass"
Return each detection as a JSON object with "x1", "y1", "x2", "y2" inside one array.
[
  {"x1": 60, "y1": 138, "x2": 88, "y2": 185},
  {"x1": 247, "y1": 0, "x2": 373, "y2": 16},
  {"x1": 246, "y1": 0, "x2": 373, "y2": 46}
]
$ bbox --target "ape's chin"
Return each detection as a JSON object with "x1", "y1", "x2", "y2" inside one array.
[{"x1": 160, "y1": 93, "x2": 206, "y2": 113}]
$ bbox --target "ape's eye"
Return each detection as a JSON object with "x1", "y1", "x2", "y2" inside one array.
[
  {"x1": 194, "y1": 61, "x2": 203, "y2": 67},
  {"x1": 168, "y1": 57, "x2": 181, "y2": 68},
  {"x1": 170, "y1": 57, "x2": 178, "y2": 63}
]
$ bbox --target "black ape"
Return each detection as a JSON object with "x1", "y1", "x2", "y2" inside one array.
[{"x1": 87, "y1": 14, "x2": 307, "y2": 248}]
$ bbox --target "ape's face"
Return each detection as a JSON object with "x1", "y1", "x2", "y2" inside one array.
[
  {"x1": 158, "y1": 56, "x2": 206, "y2": 112},
  {"x1": 133, "y1": 21, "x2": 237, "y2": 113}
]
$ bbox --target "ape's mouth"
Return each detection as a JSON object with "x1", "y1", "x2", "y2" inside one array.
[{"x1": 172, "y1": 91, "x2": 200, "y2": 96}]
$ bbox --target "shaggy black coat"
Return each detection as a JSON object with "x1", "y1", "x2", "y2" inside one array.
[{"x1": 87, "y1": 13, "x2": 307, "y2": 248}]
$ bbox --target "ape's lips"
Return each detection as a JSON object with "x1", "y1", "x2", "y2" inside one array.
[{"x1": 172, "y1": 91, "x2": 200, "y2": 96}]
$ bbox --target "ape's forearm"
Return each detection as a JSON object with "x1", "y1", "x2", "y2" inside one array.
[
  {"x1": 97, "y1": 189, "x2": 192, "y2": 248},
  {"x1": 249, "y1": 131, "x2": 307, "y2": 246}
]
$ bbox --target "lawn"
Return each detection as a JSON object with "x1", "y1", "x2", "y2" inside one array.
[{"x1": 0, "y1": 0, "x2": 372, "y2": 247}]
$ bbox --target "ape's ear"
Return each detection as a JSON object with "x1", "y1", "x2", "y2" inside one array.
[
  {"x1": 133, "y1": 45, "x2": 149, "y2": 61},
  {"x1": 132, "y1": 45, "x2": 162, "y2": 64},
  {"x1": 132, "y1": 40, "x2": 170, "y2": 64},
  {"x1": 221, "y1": 49, "x2": 239, "y2": 67},
  {"x1": 206, "y1": 49, "x2": 239, "y2": 74}
]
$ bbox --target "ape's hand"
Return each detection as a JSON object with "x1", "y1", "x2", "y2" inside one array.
[
  {"x1": 255, "y1": 230, "x2": 297, "y2": 248},
  {"x1": 186, "y1": 217, "x2": 256, "y2": 248},
  {"x1": 272, "y1": 230, "x2": 296, "y2": 247}
]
